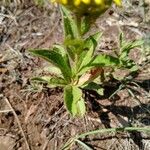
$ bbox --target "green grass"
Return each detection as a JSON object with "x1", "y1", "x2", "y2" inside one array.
[{"x1": 62, "y1": 126, "x2": 150, "y2": 150}]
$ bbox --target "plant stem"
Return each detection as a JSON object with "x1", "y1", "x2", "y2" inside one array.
[{"x1": 77, "y1": 127, "x2": 150, "y2": 138}]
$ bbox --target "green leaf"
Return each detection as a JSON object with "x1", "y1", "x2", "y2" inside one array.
[
  {"x1": 29, "y1": 49, "x2": 72, "y2": 82},
  {"x1": 90, "y1": 54, "x2": 120, "y2": 67},
  {"x1": 53, "y1": 45, "x2": 66, "y2": 56},
  {"x1": 61, "y1": 6, "x2": 79, "y2": 39},
  {"x1": 119, "y1": 32, "x2": 125, "y2": 48},
  {"x1": 118, "y1": 38, "x2": 142, "y2": 71},
  {"x1": 77, "y1": 66, "x2": 94, "y2": 77},
  {"x1": 120, "y1": 59, "x2": 138, "y2": 71},
  {"x1": 129, "y1": 65, "x2": 138, "y2": 72},
  {"x1": 64, "y1": 38, "x2": 84, "y2": 55},
  {"x1": 84, "y1": 32, "x2": 102, "y2": 52},
  {"x1": 78, "y1": 32, "x2": 102, "y2": 71},
  {"x1": 120, "y1": 40, "x2": 144, "y2": 60},
  {"x1": 76, "y1": 97, "x2": 86, "y2": 117},
  {"x1": 80, "y1": 16, "x2": 91, "y2": 35},
  {"x1": 64, "y1": 85, "x2": 85, "y2": 117},
  {"x1": 83, "y1": 82, "x2": 104, "y2": 95},
  {"x1": 119, "y1": 32, "x2": 143, "y2": 61},
  {"x1": 53, "y1": 45, "x2": 71, "y2": 72},
  {"x1": 49, "y1": 77, "x2": 67, "y2": 87},
  {"x1": 43, "y1": 65, "x2": 62, "y2": 77}
]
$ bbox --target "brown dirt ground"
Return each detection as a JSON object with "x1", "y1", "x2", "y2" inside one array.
[{"x1": 0, "y1": 1, "x2": 150, "y2": 150}]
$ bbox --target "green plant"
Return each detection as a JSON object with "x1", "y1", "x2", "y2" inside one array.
[
  {"x1": 108, "y1": 32, "x2": 143, "y2": 83},
  {"x1": 29, "y1": 5, "x2": 143, "y2": 117},
  {"x1": 61, "y1": 127, "x2": 150, "y2": 150},
  {"x1": 117, "y1": 33, "x2": 143, "y2": 71}
]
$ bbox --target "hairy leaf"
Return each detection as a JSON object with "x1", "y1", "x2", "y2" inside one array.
[
  {"x1": 64, "y1": 38, "x2": 84, "y2": 55},
  {"x1": 64, "y1": 85, "x2": 84, "y2": 117},
  {"x1": 76, "y1": 97, "x2": 86, "y2": 117},
  {"x1": 53, "y1": 45, "x2": 71, "y2": 71},
  {"x1": 43, "y1": 65, "x2": 62, "y2": 77},
  {"x1": 53, "y1": 45, "x2": 66, "y2": 56},
  {"x1": 61, "y1": 6, "x2": 79, "y2": 39},
  {"x1": 83, "y1": 82, "x2": 104, "y2": 95},
  {"x1": 30, "y1": 49, "x2": 72, "y2": 82},
  {"x1": 80, "y1": 16, "x2": 91, "y2": 35},
  {"x1": 90, "y1": 54, "x2": 120, "y2": 67},
  {"x1": 78, "y1": 32, "x2": 102, "y2": 71},
  {"x1": 49, "y1": 77, "x2": 67, "y2": 86}
]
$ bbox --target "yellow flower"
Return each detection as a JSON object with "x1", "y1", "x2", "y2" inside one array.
[
  {"x1": 113, "y1": 0, "x2": 122, "y2": 6},
  {"x1": 52, "y1": 0, "x2": 122, "y2": 16},
  {"x1": 52, "y1": 0, "x2": 122, "y2": 6}
]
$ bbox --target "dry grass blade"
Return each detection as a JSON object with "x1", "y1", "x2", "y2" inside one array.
[
  {"x1": 4, "y1": 97, "x2": 31, "y2": 150},
  {"x1": 0, "y1": 109, "x2": 12, "y2": 113}
]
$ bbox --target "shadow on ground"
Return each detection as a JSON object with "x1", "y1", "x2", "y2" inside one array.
[{"x1": 84, "y1": 80, "x2": 150, "y2": 149}]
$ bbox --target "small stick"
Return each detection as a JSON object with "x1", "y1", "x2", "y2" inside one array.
[{"x1": 4, "y1": 97, "x2": 31, "y2": 150}]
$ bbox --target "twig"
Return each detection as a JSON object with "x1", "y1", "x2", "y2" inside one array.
[{"x1": 4, "y1": 97, "x2": 31, "y2": 150}]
